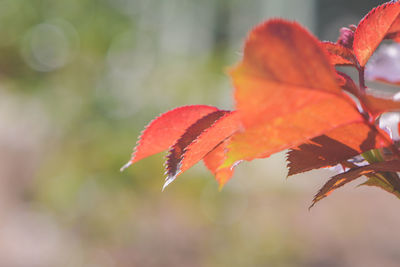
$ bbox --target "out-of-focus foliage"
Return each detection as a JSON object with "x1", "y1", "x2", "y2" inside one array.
[{"x1": 2, "y1": 0, "x2": 400, "y2": 266}]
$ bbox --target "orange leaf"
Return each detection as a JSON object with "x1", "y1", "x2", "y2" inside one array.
[
  {"x1": 322, "y1": 41, "x2": 356, "y2": 66},
  {"x1": 165, "y1": 110, "x2": 229, "y2": 182},
  {"x1": 224, "y1": 20, "x2": 363, "y2": 165},
  {"x1": 165, "y1": 111, "x2": 240, "y2": 189},
  {"x1": 361, "y1": 92, "x2": 400, "y2": 118},
  {"x1": 203, "y1": 139, "x2": 235, "y2": 190},
  {"x1": 310, "y1": 160, "x2": 400, "y2": 208},
  {"x1": 287, "y1": 122, "x2": 392, "y2": 176},
  {"x1": 123, "y1": 105, "x2": 219, "y2": 169},
  {"x1": 353, "y1": 1, "x2": 400, "y2": 66}
]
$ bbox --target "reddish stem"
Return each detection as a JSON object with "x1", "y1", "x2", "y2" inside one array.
[{"x1": 358, "y1": 67, "x2": 366, "y2": 93}]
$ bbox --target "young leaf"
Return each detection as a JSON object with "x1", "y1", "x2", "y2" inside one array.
[
  {"x1": 203, "y1": 139, "x2": 235, "y2": 190},
  {"x1": 322, "y1": 41, "x2": 357, "y2": 66},
  {"x1": 165, "y1": 111, "x2": 240, "y2": 189},
  {"x1": 310, "y1": 160, "x2": 400, "y2": 208},
  {"x1": 287, "y1": 122, "x2": 391, "y2": 176},
  {"x1": 225, "y1": 20, "x2": 363, "y2": 166},
  {"x1": 353, "y1": 1, "x2": 400, "y2": 67},
  {"x1": 336, "y1": 26, "x2": 356, "y2": 49},
  {"x1": 122, "y1": 105, "x2": 219, "y2": 170}
]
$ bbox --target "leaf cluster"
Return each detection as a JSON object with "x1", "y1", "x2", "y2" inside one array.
[{"x1": 123, "y1": 1, "x2": 400, "y2": 208}]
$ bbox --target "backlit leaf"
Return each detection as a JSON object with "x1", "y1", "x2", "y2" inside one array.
[
  {"x1": 165, "y1": 111, "x2": 240, "y2": 189},
  {"x1": 165, "y1": 110, "x2": 229, "y2": 188},
  {"x1": 322, "y1": 41, "x2": 356, "y2": 66},
  {"x1": 122, "y1": 105, "x2": 219, "y2": 170},
  {"x1": 287, "y1": 122, "x2": 391, "y2": 176},
  {"x1": 353, "y1": 1, "x2": 400, "y2": 66},
  {"x1": 310, "y1": 160, "x2": 400, "y2": 208},
  {"x1": 225, "y1": 20, "x2": 363, "y2": 166}
]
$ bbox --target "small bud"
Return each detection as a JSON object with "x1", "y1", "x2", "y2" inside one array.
[{"x1": 337, "y1": 26, "x2": 355, "y2": 48}]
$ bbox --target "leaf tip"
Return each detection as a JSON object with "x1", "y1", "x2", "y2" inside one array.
[
  {"x1": 120, "y1": 161, "x2": 132, "y2": 172},
  {"x1": 218, "y1": 183, "x2": 225, "y2": 192},
  {"x1": 162, "y1": 175, "x2": 176, "y2": 191}
]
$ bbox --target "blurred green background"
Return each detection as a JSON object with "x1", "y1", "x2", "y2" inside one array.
[{"x1": 1, "y1": 0, "x2": 400, "y2": 266}]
